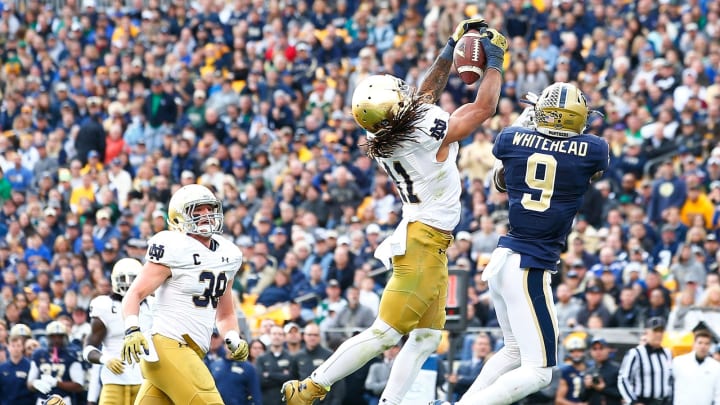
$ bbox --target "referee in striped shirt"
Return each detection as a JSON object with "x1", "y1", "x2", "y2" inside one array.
[{"x1": 618, "y1": 317, "x2": 673, "y2": 405}]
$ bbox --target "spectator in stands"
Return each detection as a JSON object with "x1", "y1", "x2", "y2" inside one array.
[
  {"x1": 447, "y1": 333, "x2": 493, "y2": 399},
  {"x1": 609, "y1": 287, "x2": 644, "y2": 328},
  {"x1": 555, "y1": 282, "x2": 583, "y2": 330},
  {"x1": 291, "y1": 323, "x2": 345, "y2": 405},
  {"x1": 364, "y1": 342, "x2": 401, "y2": 405},
  {"x1": 256, "y1": 270, "x2": 292, "y2": 308},
  {"x1": 210, "y1": 340, "x2": 263, "y2": 405},
  {"x1": 684, "y1": 285, "x2": 720, "y2": 331},
  {"x1": 284, "y1": 301, "x2": 308, "y2": 329},
  {"x1": 648, "y1": 160, "x2": 687, "y2": 225},
  {"x1": 576, "y1": 285, "x2": 612, "y2": 328},
  {"x1": 325, "y1": 286, "x2": 374, "y2": 342},
  {"x1": 248, "y1": 339, "x2": 267, "y2": 367},
  {"x1": 283, "y1": 322, "x2": 303, "y2": 356},
  {"x1": 584, "y1": 338, "x2": 622, "y2": 405},
  {"x1": 256, "y1": 325, "x2": 293, "y2": 405}
]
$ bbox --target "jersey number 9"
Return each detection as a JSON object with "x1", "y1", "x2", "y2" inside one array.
[
  {"x1": 521, "y1": 153, "x2": 557, "y2": 212},
  {"x1": 193, "y1": 271, "x2": 228, "y2": 309}
]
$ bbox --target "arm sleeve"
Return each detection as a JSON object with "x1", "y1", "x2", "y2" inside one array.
[
  {"x1": 416, "y1": 105, "x2": 450, "y2": 152},
  {"x1": 145, "y1": 231, "x2": 187, "y2": 275},
  {"x1": 617, "y1": 348, "x2": 638, "y2": 403},
  {"x1": 69, "y1": 362, "x2": 85, "y2": 385},
  {"x1": 596, "y1": 139, "x2": 610, "y2": 172},
  {"x1": 86, "y1": 364, "x2": 102, "y2": 403},
  {"x1": 492, "y1": 131, "x2": 505, "y2": 159},
  {"x1": 88, "y1": 296, "x2": 109, "y2": 327},
  {"x1": 27, "y1": 360, "x2": 39, "y2": 382}
]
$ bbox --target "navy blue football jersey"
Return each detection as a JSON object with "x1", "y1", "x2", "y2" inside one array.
[
  {"x1": 559, "y1": 363, "x2": 587, "y2": 402},
  {"x1": 31, "y1": 346, "x2": 83, "y2": 399},
  {"x1": 493, "y1": 126, "x2": 608, "y2": 270}
]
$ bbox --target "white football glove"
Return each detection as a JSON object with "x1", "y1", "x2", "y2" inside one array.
[
  {"x1": 32, "y1": 378, "x2": 52, "y2": 394},
  {"x1": 524, "y1": 92, "x2": 539, "y2": 105},
  {"x1": 512, "y1": 107, "x2": 536, "y2": 128},
  {"x1": 42, "y1": 374, "x2": 58, "y2": 388}
]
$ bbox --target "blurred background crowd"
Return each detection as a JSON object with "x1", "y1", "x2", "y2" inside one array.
[{"x1": 0, "y1": 0, "x2": 720, "y2": 403}]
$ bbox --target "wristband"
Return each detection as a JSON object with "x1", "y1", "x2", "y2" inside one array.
[
  {"x1": 82, "y1": 345, "x2": 101, "y2": 363},
  {"x1": 225, "y1": 330, "x2": 240, "y2": 348},
  {"x1": 440, "y1": 41, "x2": 454, "y2": 61},
  {"x1": 99, "y1": 353, "x2": 111, "y2": 365},
  {"x1": 124, "y1": 315, "x2": 139, "y2": 330}
]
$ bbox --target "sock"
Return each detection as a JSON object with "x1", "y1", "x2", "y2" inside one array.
[
  {"x1": 458, "y1": 365, "x2": 552, "y2": 405},
  {"x1": 311, "y1": 319, "x2": 402, "y2": 387},
  {"x1": 379, "y1": 328, "x2": 442, "y2": 404},
  {"x1": 463, "y1": 345, "x2": 521, "y2": 394}
]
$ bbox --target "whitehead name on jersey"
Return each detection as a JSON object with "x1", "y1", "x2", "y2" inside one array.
[
  {"x1": 89, "y1": 295, "x2": 152, "y2": 385},
  {"x1": 493, "y1": 126, "x2": 609, "y2": 271},
  {"x1": 145, "y1": 231, "x2": 243, "y2": 352},
  {"x1": 372, "y1": 103, "x2": 462, "y2": 232}
]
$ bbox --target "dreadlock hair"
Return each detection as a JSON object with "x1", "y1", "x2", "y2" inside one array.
[{"x1": 364, "y1": 92, "x2": 430, "y2": 159}]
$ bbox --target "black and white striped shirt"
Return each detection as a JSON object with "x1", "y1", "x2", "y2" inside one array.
[{"x1": 618, "y1": 344, "x2": 673, "y2": 403}]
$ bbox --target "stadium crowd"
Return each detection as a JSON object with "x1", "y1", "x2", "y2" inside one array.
[{"x1": 0, "y1": 0, "x2": 720, "y2": 403}]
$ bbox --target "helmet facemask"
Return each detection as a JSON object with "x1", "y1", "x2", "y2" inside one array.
[
  {"x1": 111, "y1": 258, "x2": 142, "y2": 296},
  {"x1": 534, "y1": 83, "x2": 589, "y2": 138},
  {"x1": 176, "y1": 199, "x2": 224, "y2": 237},
  {"x1": 113, "y1": 273, "x2": 136, "y2": 295}
]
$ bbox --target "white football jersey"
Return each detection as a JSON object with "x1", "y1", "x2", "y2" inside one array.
[
  {"x1": 145, "y1": 231, "x2": 242, "y2": 352},
  {"x1": 89, "y1": 295, "x2": 152, "y2": 385},
  {"x1": 373, "y1": 104, "x2": 461, "y2": 231}
]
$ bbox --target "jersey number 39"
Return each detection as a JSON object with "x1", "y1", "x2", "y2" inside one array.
[
  {"x1": 193, "y1": 271, "x2": 228, "y2": 309},
  {"x1": 521, "y1": 153, "x2": 557, "y2": 212}
]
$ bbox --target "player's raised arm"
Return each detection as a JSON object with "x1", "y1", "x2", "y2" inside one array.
[
  {"x1": 444, "y1": 29, "x2": 508, "y2": 146},
  {"x1": 418, "y1": 18, "x2": 488, "y2": 104}
]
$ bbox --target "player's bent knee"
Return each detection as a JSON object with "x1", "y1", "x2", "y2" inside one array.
[
  {"x1": 369, "y1": 318, "x2": 403, "y2": 349},
  {"x1": 533, "y1": 366, "x2": 553, "y2": 389},
  {"x1": 408, "y1": 328, "x2": 442, "y2": 355}
]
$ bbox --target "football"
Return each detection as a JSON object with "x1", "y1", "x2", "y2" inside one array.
[
  {"x1": 44, "y1": 395, "x2": 65, "y2": 405},
  {"x1": 453, "y1": 30, "x2": 487, "y2": 85}
]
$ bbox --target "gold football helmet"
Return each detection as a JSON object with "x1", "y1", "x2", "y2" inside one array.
[
  {"x1": 46, "y1": 321, "x2": 67, "y2": 336},
  {"x1": 535, "y1": 82, "x2": 588, "y2": 138},
  {"x1": 351, "y1": 74, "x2": 412, "y2": 132},
  {"x1": 111, "y1": 258, "x2": 142, "y2": 296},
  {"x1": 9, "y1": 323, "x2": 31, "y2": 338},
  {"x1": 167, "y1": 184, "x2": 223, "y2": 237},
  {"x1": 564, "y1": 336, "x2": 587, "y2": 351}
]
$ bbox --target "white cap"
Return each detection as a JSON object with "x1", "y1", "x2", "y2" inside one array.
[
  {"x1": 366, "y1": 223, "x2": 381, "y2": 235},
  {"x1": 456, "y1": 231, "x2": 472, "y2": 242}
]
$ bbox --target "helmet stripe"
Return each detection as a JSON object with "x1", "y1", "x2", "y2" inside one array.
[{"x1": 558, "y1": 86, "x2": 568, "y2": 108}]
